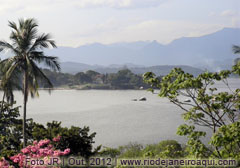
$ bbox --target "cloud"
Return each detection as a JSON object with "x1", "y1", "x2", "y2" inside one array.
[
  {"x1": 208, "y1": 10, "x2": 240, "y2": 28},
  {"x1": 220, "y1": 10, "x2": 240, "y2": 27},
  {"x1": 221, "y1": 10, "x2": 237, "y2": 17},
  {"x1": 0, "y1": 0, "x2": 236, "y2": 47},
  {"x1": 72, "y1": 0, "x2": 167, "y2": 9},
  {"x1": 0, "y1": 0, "x2": 167, "y2": 14}
]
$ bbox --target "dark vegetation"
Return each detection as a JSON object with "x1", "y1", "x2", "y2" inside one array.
[
  {"x1": 0, "y1": 102, "x2": 100, "y2": 159},
  {"x1": 42, "y1": 68, "x2": 151, "y2": 89}
]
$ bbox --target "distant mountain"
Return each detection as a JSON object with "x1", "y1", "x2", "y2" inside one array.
[
  {"x1": 45, "y1": 27, "x2": 240, "y2": 71},
  {"x1": 1, "y1": 28, "x2": 239, "y2": 72},
  {"x1": 59, "y1": 62, "x2": 203, "y2": 76},
  {"x1": 60, "y1": 62, "x2": 102, "y2": 73}
]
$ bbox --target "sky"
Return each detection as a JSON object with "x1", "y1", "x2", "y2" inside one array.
[{"x1": 0, "y1": 0, "x2": 239, "y2": 47}]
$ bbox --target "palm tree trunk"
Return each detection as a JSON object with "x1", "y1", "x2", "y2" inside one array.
[
  {"x1": 1, "y1": 91, "x2": 6, "y2": 112},
  {"x1": 23, "y1": 71, "x2": 28, "y2": 147}
]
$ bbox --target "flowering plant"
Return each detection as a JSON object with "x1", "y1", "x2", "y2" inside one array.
[{"x1": 0, "y1": 136, "x2": 70, "y2": 168}]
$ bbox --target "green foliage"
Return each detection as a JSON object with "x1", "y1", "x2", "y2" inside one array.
[
  {"x1": 119, "y1": 143, "x2": 144, "y2": 158},
  {"x1": 0, "y1": 102, "x2": 35, "y2": 157},
  {"x1": 85, "y1": 70, "x2": 101, "y2": 81},
  {"x1": 99, "y1": 147, "x2": 121, "y2": 158},
  {"x1": 31, "y1": 121, "x2": 100, "y2": 158},
  {"x1": 42, "y1": 68, "x2": 149, "y2": 89},
  {"x1": 74, "y1": 72, "x2": 93, "y2": 84},
  {"x1": 107, "y1": 69, "x2": 146, "y2": 89},
  {"x1": 177, "y1": 124, "x2": 211, "y2": 158},
  {"x1": 0, "y1": 102, "x2": 22, "y2": 157},
  {"x1": 143, "y1": 47, "x2": 240, "y2": 159},
  {"x1": 0, "y1": 18, "x2": 60, "y2": 99},
  {"x1": 144, "y1": 67, "x2": 239, "y2": 130},
  {"x1": 103, "y1": 140, "x2": 183, "y2": 159},
  {"x1": 210, "y1": 121, "x2": 240, "y2": 158},
  {"x1": 143, "y1": 140, "x2": 183, "y2": 158},
  {"x1": 0, "y1": 101, "x2": 99, "y2": 159}
]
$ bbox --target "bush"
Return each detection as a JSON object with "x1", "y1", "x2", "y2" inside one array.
[
  {"x1": 119, "y1": 143, "x2": 144, "y2": 158},
  {"x1": 1, "y1": 137, "x2": 70, "y2": 168},
  {"x1": 143, "y1": 140, "x2": 183, "y2": 158},
  {"x1": 31, "y1": 121, "x2": 101, "y2": 158},
  {"x1": 0, "y1": 101, "x2": 99, "y2": 159}
]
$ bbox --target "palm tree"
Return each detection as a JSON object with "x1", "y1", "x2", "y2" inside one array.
[
  {"x1": 0, "y1": 75, "x2": 21, "y2": 111},
  {"x1": 0, "y1": 62, "x2": 22, "y2": 106},
  {"x1": 233, "y1": 45, "x2": 240, "y2": 65},
  {"x1": 233, "y1": 45, "x2": 240, "y2": 54},
  {"x1": 0, "y1": 18, "x2": 60, "y2": 147}
]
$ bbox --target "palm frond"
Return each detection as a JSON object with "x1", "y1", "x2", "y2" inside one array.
[
  {"x1": 10, "y1": 18, "x2": 39, "y2": 52},
  {"x1": 8, "y1": 21, "x2": 18, "y2": 32},
  {"x1": 1, "y1": 17, "x2": 59, "y2": 147},
  {"x1": 0, "y1": 58, "x2": 22, "y2": 104},
  {"x1": 30, "y1": 52, "x2": 60, "y2": 71},
  {"x1": 29, "y1": 60, "x2": 54, "y2": 89},
  {"x1": 27, "y1": 75, "x2": 40, "y2": 98},
  {"x1": 0, "y1": 41, "x2": 19, "y2": 55},
  {"x1": 2, "y1": 77, "x2": 22, "y2": 104},
  {"x1": 1, "y1": 18, "x2": 59, "y2": 103},
  {"x1": 0, "y1": 56, "x2": 23, "y2": 74},
  {"x1": 29, "y1": 33, "x2": 56, "y2": 52},
  {"x1": 233, "y1": 45, "x2": 240, "y2": 54},
  {"x1": 24, "y1": 59, "x2": 53, "y2": 97},
  {"x1": 4, "y1": 62, "x2": 21, "y2": 82}
]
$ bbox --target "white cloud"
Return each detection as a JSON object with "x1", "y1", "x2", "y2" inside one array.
[
  {"x1": 72, "y1": 0, "x2": 167, "y2": 9},
  {"x1": 0, "y1": 0, "x2": 237, "y2": 47},
  {"x1": 220, "y1": 10, "x2": 240, "y2": 27},
  {"x1": 220, "y1": 10, "x2": 237, "y2": 17},
  {"x1": 0, "y1": 0, "x2": 167, "y2": 14}
]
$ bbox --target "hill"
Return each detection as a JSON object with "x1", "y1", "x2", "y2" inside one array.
[
  {"x1": 45, "y1": 28, "x2": 240, "y2": 71},
  {"x1": 59, "y1": 62, "x2": 204, "y2": 76}
]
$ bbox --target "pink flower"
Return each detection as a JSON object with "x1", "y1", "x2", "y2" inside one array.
[
  {"x1": 8, "y1": 138, "x2": 70, "y2": 168},
  {"x1": 0, "y1": 157, "x2": 10, "y2": 167},
  {"x1": 13, "y1": 157, "x2": 20, "y2": 163},
  {"x1": 53, "y1": 136, "x2": 61, "y2": 142},
  {"x1": 31, "y1": 146, "x2": 37, "y2": 153},
  {"x1": 21, "y1": 148, "x2": 30, "y2": 154},
  {"x1": 53, "y1": 150, "x2": 61, "y2": 156},
  {"x1": 63, "y1": 148, "x2": 70, "y2": 155}
]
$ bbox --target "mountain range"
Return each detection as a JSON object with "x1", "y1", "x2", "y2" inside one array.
[
  {"x1": 44, "y1": 27, "x2": 240, "y2": 73},
  {"x1": 1, "y1": 27, "x2": 240, "y2": 75}
]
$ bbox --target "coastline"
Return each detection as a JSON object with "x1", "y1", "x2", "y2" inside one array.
[
  {"x1": 39, "y1": 87, "x2": 145, "y2": 91},
  {"x1": 39, "y1": 84, "x2": 147, "y2": 91}
]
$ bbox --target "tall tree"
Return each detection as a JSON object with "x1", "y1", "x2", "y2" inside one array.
[
  {"x1": 0, "y1": 18, "x2": 60, "y2": 147},
  {"x1": 0, "y1": 62, "x2": 21, "y2": 106},
  {"x1": 233, "y1": 45, "x2": 240, "y2": 54},
  {"x1": 233, "y1": 45, "x2": 240, "y2": 65}
]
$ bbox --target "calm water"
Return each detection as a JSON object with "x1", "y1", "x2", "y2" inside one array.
[{"x1": 2, "y1": 78, "x2": 240, "y2": 147}]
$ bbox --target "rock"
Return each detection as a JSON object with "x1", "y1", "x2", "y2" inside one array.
[
  {"x1": 184, "y1": 99, "x2": 191, "y2": 102},
  {"x1": 139, "y1": 97, "x2": 147, "y2": 101}
]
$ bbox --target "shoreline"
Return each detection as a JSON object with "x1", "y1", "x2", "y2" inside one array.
[{"x1": 38, "y1": 87, "x2": 146, "y2": 91}]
